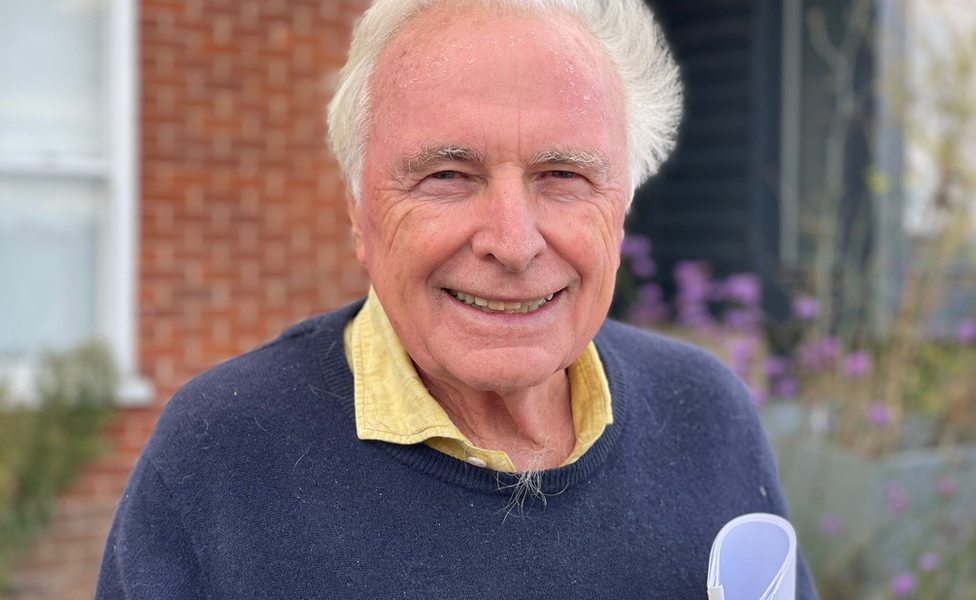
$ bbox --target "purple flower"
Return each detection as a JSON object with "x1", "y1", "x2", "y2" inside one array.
[
  {"x1": 749, "y1": 385, "x2": 768, "y2": 408},
  {"x1": 866, "y1": 402, "x2": 892, "y2": 429},
  {"x1": 728, "y1": 338, "x2": 758, "y2": 379},
  {"x1": 938, "y1": 476, "x2": 957, "y2": 498},
  {"x1": 676, "y1": 301, "x2": 713, "y2": 329},
  {"x1": 629, "y1": 255, "x2": 657, "y2": 279},
  {"x1": 630, "y1": 301, "x2": 669, "y2": 327},
  {"x1": 707, "y1": 281, "x2": 728, "y2": 302},
  {"x1": 724, "y1": 308, "x2": 764, "y2": 333},
  {"x1": 764, "y1": 356, "x2": 791, "y2": 379},
  {"x1": 958, "y1": 318, "x2": 976, "y2": 344},
  {"x1": 620, "y1": 234, "x2": 651, "y2": 259},
  {"x1": 843, "y1": 351, "x2": 872, "y2": 380},
  {"x1": 819, "y1": 337, "x2": 841, "y2": 362},
  {"x1": 629, "y1": 304, "x2": 667, "y2": 326},
  {"x1": 773, "y1": 377, "x2": 799, "y2": 399},
  {"x1": 674, "y1": 261, "x2": 711, "y2": 303},
  {"x1": 887, "y1": 484, "x2": 908, "y2": 516},
  {"x1": 798, "y1": 342, "x2": 820, "y2": 371},
  {"x1": 799, "y1": 336, "x2": 841, "y2": 372},
  {"x1": 674, "y1": 260, "x2": 708, "y2": 282},
  {"x1": 629, "y1": 283, "x2": 669, "y2": 326},
  {"x1": 725, "y1": 274, "x2": 762, "y2": 306},
  {"x1": 889, "y1": 572, "x2": 917, "y2": 597},
  {"x1": 637, "y1": 282, "x2": 663, "y2": 304},
  {"x1": 918, "y1": 552, "x2": 940, "y2": 572},
  {"x1": 792, "y1": 295, "x2": 820, "y2": 321},
  {"x1": 672, "y1": 260, "x2": 717, "y2": 334},
  {"x1": 820, "y1": 513, "x2": 842, "y2": 535}
]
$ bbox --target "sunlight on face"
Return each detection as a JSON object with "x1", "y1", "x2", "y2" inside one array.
[{"x1": 349, "y1": 7, "x2": 630, "y2": 394}]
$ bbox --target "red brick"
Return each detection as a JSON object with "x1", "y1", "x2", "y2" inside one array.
[{"x1": 12, "y1": 2, "x2": 370, "y2": 597}]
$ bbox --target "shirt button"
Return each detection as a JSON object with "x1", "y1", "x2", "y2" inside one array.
[{"x1": 467, "y1": 456, "x2": 487, "y2": 468}]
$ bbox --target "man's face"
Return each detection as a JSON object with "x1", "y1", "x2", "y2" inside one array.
[{"x1": 349, "y1": 7, "x2": 630, "y2": 394}]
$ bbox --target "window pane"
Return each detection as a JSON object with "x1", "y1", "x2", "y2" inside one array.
[
  {"x1": 0, "y1": 176, "x2": 103, "y2": 360},
  {"x1": 0, "y1": 0, "x2": 106, "y2": 159},
  {"x1": 900, "y1": 0, "x2": 976, "y2": 329},
  {"x1": 904, "y1": 0, "x2": 976, "y2": 239}
]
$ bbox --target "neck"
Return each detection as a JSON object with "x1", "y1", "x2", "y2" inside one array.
[{"x1": 416, "y1": 367, "x2": 575, "y2": 472}]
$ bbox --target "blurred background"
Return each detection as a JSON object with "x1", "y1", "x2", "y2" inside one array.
[{"x1": 0, "y1": 0, "x2": 974, "y2": 598}]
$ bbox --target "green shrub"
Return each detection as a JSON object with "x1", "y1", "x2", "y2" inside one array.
[{"x1": 0, "y1": 342, "x2": 117, "y2": 592}]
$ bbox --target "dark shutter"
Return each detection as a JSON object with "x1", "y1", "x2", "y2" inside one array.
[{"x1": 632, "y1": 0, "x2": 788, "y2": 315}]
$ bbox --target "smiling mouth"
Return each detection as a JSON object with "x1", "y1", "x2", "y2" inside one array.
[{"x1": 447, "y1": 289, "x2": 557, "y2": 314}]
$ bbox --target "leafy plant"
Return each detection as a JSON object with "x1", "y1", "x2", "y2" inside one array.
[
  {"x1": 614, "y1": 231, "x2": 976, "y2": 598},
  {"x1": 0, "y1": 342, "x2": 117, "y2": 592}
]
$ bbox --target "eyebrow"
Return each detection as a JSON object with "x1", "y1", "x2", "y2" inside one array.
[
  {"x1": 398, "y1": 145, "x2": 487, "y2": 177},
  {"x1": 395, "y1": 145, "x2": 613, "y2": 178},
  {"x1": 529, "y1": 149, "x2": 612, "y2": 177}
]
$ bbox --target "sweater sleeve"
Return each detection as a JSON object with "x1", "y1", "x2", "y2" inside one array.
[{"x1": 95, "y1": 456, "x2": 209, "y2": 600}]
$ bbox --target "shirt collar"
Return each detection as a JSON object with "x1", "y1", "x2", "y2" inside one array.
[{"x1": 345, "y1": 288, "x2": 613, "y2": 472}]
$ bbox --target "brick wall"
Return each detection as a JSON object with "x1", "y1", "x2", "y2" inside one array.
[{"x1": 11, "y1": 1, "x2": 370, "y2": 598}]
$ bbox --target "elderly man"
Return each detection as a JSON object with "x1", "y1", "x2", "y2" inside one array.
[{"x1": 97, "y1": 0, "x2": 817, "y2": 598}]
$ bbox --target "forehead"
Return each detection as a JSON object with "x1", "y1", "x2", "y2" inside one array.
[{"x1": 367, "y1": 6, "x2": 626, "y2": 157}]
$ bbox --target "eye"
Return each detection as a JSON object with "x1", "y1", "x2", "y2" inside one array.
[
  {"x1": 414, "y1": 169, "x2": 475, "y2": 198},
  {"x1": 535, "y1": 169, "x2": 593, "y2": 201}
]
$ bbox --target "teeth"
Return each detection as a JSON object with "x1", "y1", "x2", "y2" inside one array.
[{"x1": 448, "y1": 290, "x2": 557, "y2": 314}]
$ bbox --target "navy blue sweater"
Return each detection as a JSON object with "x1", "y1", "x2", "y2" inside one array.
[{"x1": 97, "y1": 300, "x2": 818, "y2": 599}]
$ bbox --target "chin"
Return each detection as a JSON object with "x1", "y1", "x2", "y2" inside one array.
[{"x1": 446, "y1": 351, "x2": 565, "y2": 394}]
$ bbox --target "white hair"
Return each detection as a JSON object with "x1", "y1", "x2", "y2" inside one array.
[{"x1": 327, "y1": 0, "x2": 683, "y2": 204}]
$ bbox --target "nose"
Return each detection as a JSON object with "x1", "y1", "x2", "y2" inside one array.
[{"x1": 470, "y1": 181, "x2": 546, "y2": 273}]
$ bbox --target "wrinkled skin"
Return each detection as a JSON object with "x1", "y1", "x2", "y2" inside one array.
[{"x1": 347, "y1": 6, "x2": 630, "y2": 465}]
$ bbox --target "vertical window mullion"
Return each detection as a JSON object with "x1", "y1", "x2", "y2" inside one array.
[{"x1": 101, "y1": 0, "x2": 140, "y2": 381}]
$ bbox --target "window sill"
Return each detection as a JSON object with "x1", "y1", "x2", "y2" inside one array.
[
  {"x1": 114, "y1": 375, "x2": 156, "y2": 407},
  {"x1": 1, "y1": 363, "x2": 155, "y2": 408}
]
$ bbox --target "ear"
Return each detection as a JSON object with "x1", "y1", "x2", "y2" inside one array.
[{"x1": 346, "y1": 192, "x2": 367, "y2": 266}]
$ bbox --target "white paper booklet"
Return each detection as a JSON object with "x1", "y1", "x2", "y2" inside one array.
[{"x1": 706, "y1": 513, "x2": 797, "y2": 600}]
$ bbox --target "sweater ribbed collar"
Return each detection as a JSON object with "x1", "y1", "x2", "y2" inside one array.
[{"x1": 315, "y1": 299, "x2": 630, "y2": 496}]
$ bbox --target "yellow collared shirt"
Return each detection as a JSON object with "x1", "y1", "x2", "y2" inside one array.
[{"x1": 343, "y1": 289, "x2": 613, "y2": 473}]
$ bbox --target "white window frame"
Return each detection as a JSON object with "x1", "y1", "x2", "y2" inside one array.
[{"x1": 0, "y1": 0, "x2": 152, "y2": 406}]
